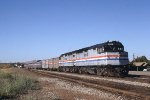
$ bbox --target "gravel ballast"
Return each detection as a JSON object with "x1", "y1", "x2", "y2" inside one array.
[{"x1": 40, "y1": 77, "x2": 127, "y2": 100}]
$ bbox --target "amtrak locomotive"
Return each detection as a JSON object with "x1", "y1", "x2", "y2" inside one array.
[
  {"x1": 25, "y1": 41, "x2": 129, "y2": 77},
  {"x1": 59, "y1": 41, "x2": 129, "y2": 77}
]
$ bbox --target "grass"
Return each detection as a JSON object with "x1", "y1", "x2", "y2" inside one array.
[
  {"x1": 0, "y1": 64, "x2": 12, "y2": 68},
  {"x1": 0, "y1": 70, "x2": 39, "y2": 99}
]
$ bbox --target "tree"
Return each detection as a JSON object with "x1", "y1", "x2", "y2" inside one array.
[{"x1": 133, "y1": 56, "x2": 148, "y2": 62}]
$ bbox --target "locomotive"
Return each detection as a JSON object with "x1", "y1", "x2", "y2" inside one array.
[
  {"x1": 25, "y1": 41, "x2": 129, "y2": 77},
  {"x1": 59, "y1": 41, "x2": 129, "y2": 77}
]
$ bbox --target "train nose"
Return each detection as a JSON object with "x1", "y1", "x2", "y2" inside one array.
[{"x1": 119, "y1": 53, "x2": 129, "y2": 65}]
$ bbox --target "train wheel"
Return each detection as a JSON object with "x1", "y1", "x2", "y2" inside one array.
[
  {"x1": 114, "y1": 67, "x2": 121, "y2": 77},
  {"x1": 102, "y1": 68, "x2": 108, "y2": 76},
  {"x1": 78, "y1": 68, "x2": 82, "y2": 74},
  {"x1": 96, "y1": 68, "x2": 102, "y2": 76}
]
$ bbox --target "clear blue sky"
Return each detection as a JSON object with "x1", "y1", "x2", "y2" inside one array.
[{"x1": 0, "y1": 0, "x2": 150, "y2": 62}]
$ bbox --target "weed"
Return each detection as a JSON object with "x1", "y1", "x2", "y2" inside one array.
[{"x1": 0, "y1": 70, "x2": 39, "y2": 99}]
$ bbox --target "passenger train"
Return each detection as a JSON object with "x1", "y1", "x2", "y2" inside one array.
[{"x1": 25, "y1": 41, "x2": 129, "y2": 77}]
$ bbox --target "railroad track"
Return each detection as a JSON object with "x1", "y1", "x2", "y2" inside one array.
[{"x1": 30, "y1": 69, "x2": 150, "y2": 100}]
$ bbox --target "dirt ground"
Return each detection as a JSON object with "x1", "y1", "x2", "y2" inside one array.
[{"x1": 1, "y1": 68, "x2": 126, "y2": 100}]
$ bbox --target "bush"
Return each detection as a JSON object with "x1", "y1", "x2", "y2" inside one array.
[
  {"x1": 0, "y1": 71, "x2": 39, "y2": 99},
  {"x1": 0, "y1": 64, "x2": 12, "y2": 68}
]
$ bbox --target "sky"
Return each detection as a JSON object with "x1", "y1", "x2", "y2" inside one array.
[{"x1": 0, "y1": 0, "x2": 150, "y2": 62}]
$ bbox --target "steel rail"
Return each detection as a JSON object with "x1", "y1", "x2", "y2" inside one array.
[{"x1": 30, "y1": 69, "x2": 150, "y2": 100}]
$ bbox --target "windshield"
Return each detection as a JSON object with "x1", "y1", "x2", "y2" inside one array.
[{"x1": 104, "y1": 45, "x2": 124, "y2": 52}]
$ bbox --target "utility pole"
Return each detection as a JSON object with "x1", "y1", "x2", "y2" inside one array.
[{"x1": 133, "y1": 53, "x2": 135, "y2": 61}]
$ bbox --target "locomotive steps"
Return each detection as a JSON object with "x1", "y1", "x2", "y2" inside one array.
[{"x1": 30, "y1": 69, "x2": 150, "y2": 100}]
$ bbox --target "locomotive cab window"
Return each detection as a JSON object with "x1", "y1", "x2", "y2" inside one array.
[{"x1": 104, "y1": 45, "x2": 124, "y2": 52}]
